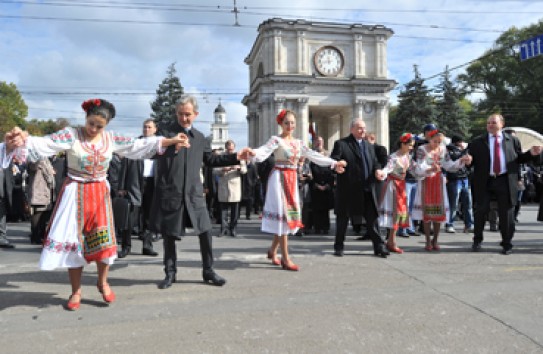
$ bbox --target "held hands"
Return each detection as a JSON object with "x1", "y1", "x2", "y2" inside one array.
[
  {"x1": 171, "y1": 133, "x2": 190, "y2": 153},
  {"x1": 375, "y1": 169, "x2": 385, "y2": 181},
  {"x1": 459, "y1": 154, "x2": 472, "y2": 165},
  {"x1": 237, "y1": 147, "x2": 255, "y2": 161},
  {"x1": 335, "y1": 160, "x2": 347, "y2": 174}
]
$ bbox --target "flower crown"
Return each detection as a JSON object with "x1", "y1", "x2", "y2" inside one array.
[
  {"x1": 399, "y1": 132, "x2": 413, "y2": 143},
  {"x1": 82, "y1": 98, "x2": 102, "y2": 112},
  {"x1": 427, "y1": 129, "x2": 439, "y2": 138},
  {"x1": 276, "y1": 109, "x2": 287, "y2": 125}
]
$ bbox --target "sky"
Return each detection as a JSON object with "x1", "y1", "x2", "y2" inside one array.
[{"x1": 1, "y1": 0, "x2": 543, "y2": 147}]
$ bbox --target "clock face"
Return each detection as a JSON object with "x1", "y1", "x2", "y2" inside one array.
[{"x1": 314, "y1": 46, "x2": 344, "y2": 77}]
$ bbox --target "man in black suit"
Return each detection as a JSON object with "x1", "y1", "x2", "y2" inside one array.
[
  {"x1": 0, "y1": 139, "x2": 16, "y2": 248},
  {"x1": 467, "y1": 114, "x2": 541, "y2": 254},
  {"x1": 331, "y1": 118, "x2": 389, "y2": 258},
  {"x1": 151, "y1": 95, "x2": 253, "y2": 289}
]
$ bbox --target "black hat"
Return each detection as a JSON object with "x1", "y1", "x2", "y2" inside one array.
[{"x1": 423, "y1": 123, "x2": 437, "y2": 132}]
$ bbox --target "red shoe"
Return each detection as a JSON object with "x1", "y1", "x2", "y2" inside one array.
[
  {"x1": 432, "y1": 240, "x2": 441, "y2": 251},
  {"x1": 66, "y1": 292, "x2": 81, "y2": 311},
  {"x1": 267, "y1": 250, "x2": 281, "y2": 266},
  {"x1": 387, "y1": 244, "x2": 404, "y2": 254},
  {"x1": 424, "y1": 245, "x2": 433, "y2": 251},
  {"x1": 97, "y1": 283, "x2": 116, "y2": 303},
  {"x1": 280, "y1": 259, "x2": 300, "y2": 271}
]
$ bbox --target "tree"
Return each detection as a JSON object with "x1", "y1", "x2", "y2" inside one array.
[
  {"x1": 434, "y1": 66, "x2": 471, "y2": 139},
  {"x1": 458, "y1": 20, "x2": 543, "y2": 133},
  {"x1": 150, "y1": 63, "x2": 185, "y2": 125},
  {"x1": 0, "y1": 81, "x2": 28, "y2": 136},
  {"x1": 390, "y1": 65, "x2": 436, "y2": 143}
]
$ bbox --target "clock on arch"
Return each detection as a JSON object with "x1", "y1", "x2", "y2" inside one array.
[{"x1": 314, "y1": 46, "x2": 344, "y2": 77}]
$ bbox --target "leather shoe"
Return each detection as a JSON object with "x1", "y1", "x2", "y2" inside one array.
[
  {"x1": 333, "y1": 249, "x2": 344, "y2": 257},
  {"x1": 142, "y1": 247, "x2": 158, "y2": 256},
  {"x1": 501, "y1": 248, "x2": 513, "y2": 255},
  {"x1": 472, "y1": 242, "x2": 482, "y2": 252},
  {"x1": 203, "y1": 270, "x2": 226, "y2": 286},
  {"x1": 158, "y1": 274, "x2": 176, "y2": 289},
  {"x1": 118, "y1": 246, "x2": 130, "y2": 258},
  {"x1": 230, "y1": 229, "x2": 237, "y2": 237},
  {"x1": 219, "y1": 229, "x2": 229, "y2": 237},
  {"x1": 374, "y1": 248, "x2": 390, "y2": 258}
]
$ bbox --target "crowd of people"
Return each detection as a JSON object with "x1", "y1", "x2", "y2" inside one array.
[{"x1": 2, "y1": 97, "x2": 543, "y2": 311}]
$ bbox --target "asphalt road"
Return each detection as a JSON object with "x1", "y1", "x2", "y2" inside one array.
[{"x1": 1, "y1": 205, "x2": 543, "y2": 353}]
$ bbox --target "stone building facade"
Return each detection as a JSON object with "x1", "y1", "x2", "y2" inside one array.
[{"x1": 242, "y1": 18, "x2": 396, "y2": 150}]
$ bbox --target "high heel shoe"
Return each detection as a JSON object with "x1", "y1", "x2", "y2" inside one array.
[
  {"x1": 66, "y1": 292, "x2": 81, "y2": 311},
  {"x1": 386, "y1": 244, "x2": 404, "y2": 254},
  {"x1": 280, "y1": 259, "x2": 299, "y2": 271},
  {"x1": 97, "y1": 282, "x2": 116, "y2": 303},
  {"x1": 267, "y1": 250, "x2": 281, "y2": 266}
]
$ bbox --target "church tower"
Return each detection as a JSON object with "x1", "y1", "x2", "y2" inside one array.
[{"x1": 211, "y1": 101, "x2": 229, "y2": 150}]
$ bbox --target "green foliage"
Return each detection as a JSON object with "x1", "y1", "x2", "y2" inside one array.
[
  {"x1": 458, "y1": 20, "x2": 543, "y2": 133},
  {"x1": 0, "y1": 81, "x2": 28, "y2": 136},
  {"x1": 150, "y1": 63, "x2": 185, "y2": 125},
  {"x1": 390, "y1": 65, "x2": 436, "y2": 144},
  {"x1": 434, "y1": 67, "x2": 471, "y2": 139}
]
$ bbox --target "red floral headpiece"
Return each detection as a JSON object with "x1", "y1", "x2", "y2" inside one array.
[
  {"x1": 82, "y1": 98, "x2": 102, "y2": 112},
  {"x1": 427, "y1": 129, "x2": 439, "y2": 138},
  {"x1": 276, "y1": 109, "x2": 287, "y2": 125},
  {"x1": 399, "y1": 132, "x2": 413, "y2": 143}
]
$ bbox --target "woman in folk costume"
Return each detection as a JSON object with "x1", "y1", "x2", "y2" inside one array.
[
  {"x1": 251, "y1": 110, "x2": 346, "y2": 271},
  {"x1": 17, "y1": 99, "x2": 188, "y2": 310},
  {"x1": 412, "y1": 130, "x2": 470, "y2": 251},
  {"x1": 378, "y1": 133, "x2": 416, "y2": 254}
]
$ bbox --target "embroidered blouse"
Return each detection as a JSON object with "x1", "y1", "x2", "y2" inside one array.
[
  {"x1": 22, "y1": 127, "x2": 163, "y2": 181},
  {"x1": 252, "y1": 136, "x2": 337, "y2": 169},
  {"x1": 382, "y1": 151, "x2": 414, "y2": 180},
  {"x1": 413, "y1": 145, "x2": 463, "y2": 178}
]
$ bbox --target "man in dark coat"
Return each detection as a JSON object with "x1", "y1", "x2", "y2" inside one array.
[
  {"x1": 151, "y1": 95, "x2": 252, "y2": 289},
  {"x1": 467, "y1": 114, "x2": 541, "y2": 254},
  {"x1": 0, "y1": 142, "x2": 16, "y2": 248},
  {"x1": 330, "y1": 118, "x2": 389, "y2": 258}
]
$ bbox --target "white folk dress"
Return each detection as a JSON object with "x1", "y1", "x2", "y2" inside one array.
[
  {"x1": 21, "y1": 127, "x2": 163, "y2": 270},
  {"x1": 252, "y1": 136, "x2": 337, "y2": 236},
  {"x1": 411, "y1": 145, "x2": 463, "y2": 223},
  {"x1": 378, "y1": 151, "x2": 414, "y2": 230}
]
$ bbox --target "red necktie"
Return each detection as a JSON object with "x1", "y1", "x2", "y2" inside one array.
[{"x1": 493, "y1": 134, "x2": 501, "y2": 175}]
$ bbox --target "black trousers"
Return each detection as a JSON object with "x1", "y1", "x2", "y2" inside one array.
[
  {"x1": 163, "y1": 231, "x2": 214, "y2": 275},
  {"x1": 473, "y1": 175, "x2": 515, "y2": 250},
  {"x1": 220, "y1": 202, "x2": 239, "y2": 232},
  {"x1": 335, "y1": 191, "x2": 385, "y2": 252},
  {"x1": 30, "y1": 207, "x2": 51, "y2": 243},
  {"x1": 140, "y1": 177, "x2": 154, "y2": 234}
]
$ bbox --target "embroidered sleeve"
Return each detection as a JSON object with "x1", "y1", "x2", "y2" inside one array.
[
  {"x1": 111, "y1": 131, "x2": 162, "y2": 159},
  {"x1": 301, "y1": 143, "x2": 337, "y2": 168},
  {"x1": 22, "y1": 127, "x2": 76, "y2": 162},
  {"x1": 251, "y1": 136, "x2": 280, "y2": 163}
]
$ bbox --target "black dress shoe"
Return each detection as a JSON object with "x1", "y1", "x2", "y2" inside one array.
[
  {"x1": 202, "y1": 271, "x2": 226, "y2": 286},
  {"x1": 501, "y1": 248, "x2": 513, "y2": 255},
  {"x1": 0, "y1": 241, "x2": 15, "y2": 249},
  {"x1": 374, "y1": 248, "x2": 390, "y2": 258},
  {"x1": 230, "y1": 229, "x2": 237, "y2": 237},
  {"x1": 158, "y1": 274, "x2": 176, "y2": 289},
  {"x1": 118, "y1": 247, "x2": 130, "y2": 258},
  {"x1": 142, "y1": 247, "x2": 158, "y2": 256},
  {"x1": 219, "y1": 229, "x2": 229, "y2": 237},
  {"x1": 333, "y1": 249, "x2": 344, "y2": 257},
  {"x1": 472, "y1": 242, "x2": 482, "y2": 252}
]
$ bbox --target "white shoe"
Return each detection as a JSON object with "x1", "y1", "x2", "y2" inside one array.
[{"x1": 445, "y1": 226, "x2": 455, "y2": 233}]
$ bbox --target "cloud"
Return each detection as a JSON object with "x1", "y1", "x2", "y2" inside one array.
[{"x1": 1, "y1": 0, "x2": 541, "y2": 148}]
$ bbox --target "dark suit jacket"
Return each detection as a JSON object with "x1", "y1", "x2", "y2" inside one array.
[
  {"x1": 331, "y1": 134, "x2": 381, "y2": 216},
  {"x1": 468, "y1": 132, "x2": 536, "y2": 207},
  {"x1": 150, "y1": 122, "x2": 239, "y2": 235}
]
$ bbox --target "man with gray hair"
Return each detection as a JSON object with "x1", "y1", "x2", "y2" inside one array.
[
  {"x1": 330, "y1": 118, "x2": 388, "y2": 258},
  {"x1": 150, "y1": 95, "x2": 253, "y2": 289}
]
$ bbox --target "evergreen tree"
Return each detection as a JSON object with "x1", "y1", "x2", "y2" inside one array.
[
  {"x1": 434, "y1": 66, "x2": 471, "y2": 139},
  {"x1": 150, "y1": 63, "x2": 184, "y2": 125},
  {"x1": 390, "y1": 65, "x2": 436, "y2": 143}
]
